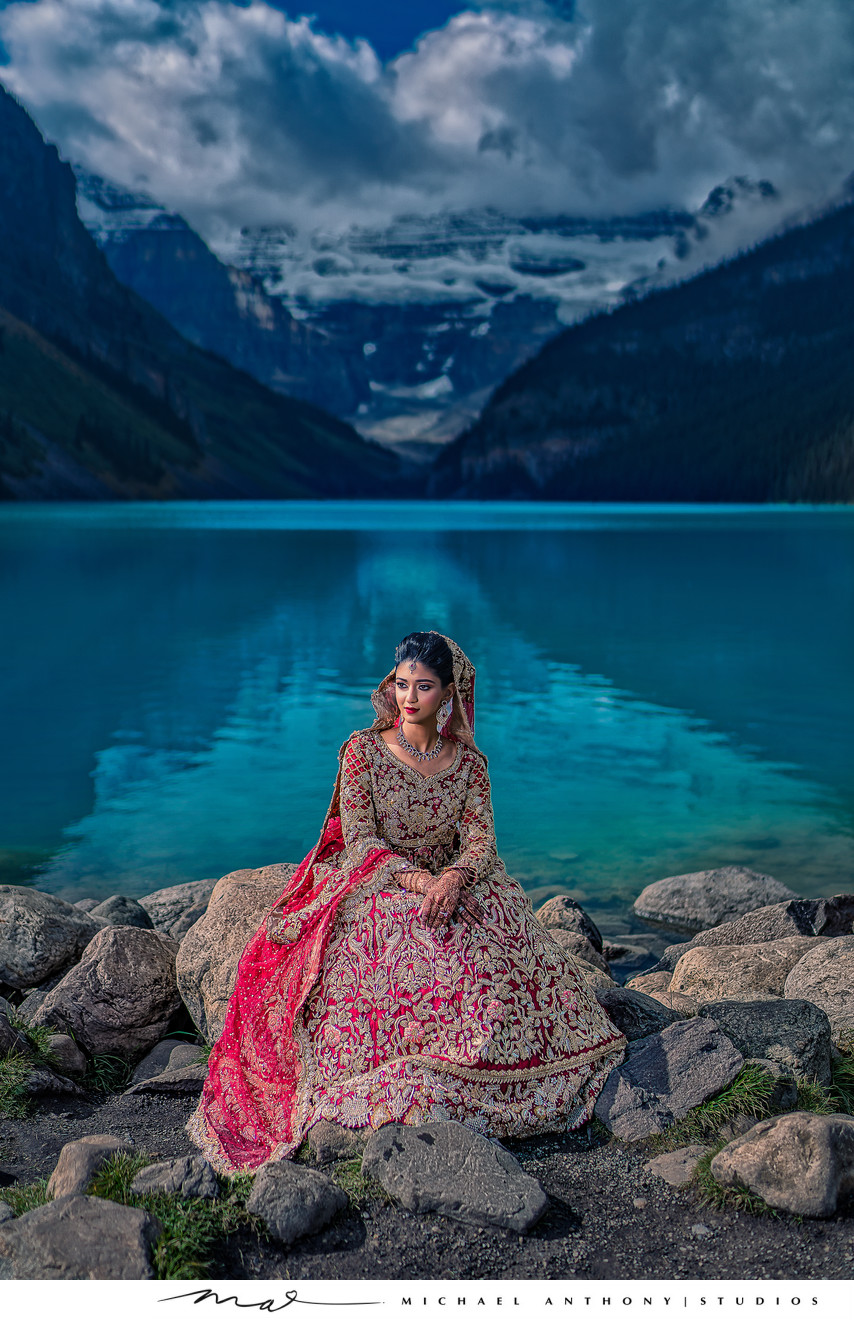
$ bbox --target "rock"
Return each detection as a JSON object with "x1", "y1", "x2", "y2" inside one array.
[
  {"x1": 594, "y1": 987, "x2": 681, "y2": 1041},
  {"x1": 47, "y1": 1135, "x2": 135, "y2": 1199},
  {"x1": 131, "y1": 1039, "x2": 183, "y2": 1084},
  {"x1": 0, "y1": 1204, "x2": 13, "y2": 1226},
  {"x1": 15, "y1": 991, "x2": 48, "y2": 1024},
  {"x1": 709, "y1": 1112, "x2": 854, "y2": 1217},
  {"x1": 308, "y1": 1120, "x2": 367, "y2": 1166},
  {"x1": 547, "y1": 930, "x2": 611, "y2": 974},
  {"x1": 718, "y1": 1114, "x2": 761, "y2": 1143},
  {"x1": 124, "y1": 1063, "x2": 207, "y2": 1095},
  {"x1": 593, "y1": 1018, "x2": 744, "y2": 1141},
  {"x1": 783, "y1": 936, "x2": 854, "y2": 1046},
  {"x1": 646, "y1": 989, "x2": 699, "y2": 1017},
  {"x1": 23, "y1": 1067, "x2": 86, "y2": 1098},
  {"x1": 32, "y1": 927, "x2": 181, "y2": 1060},
  {"x1": 632, "y1": 867, "x2": 799, "y2": 934},
  {"x1": 0, "y1": 1195, "x2": 161, "y2": 1279},
  {"x1": 138, "y1": 879, "x2": 218, "y2": 941},
  {"x1": 246, "y1": 1161, "x2": 348, "y2": 1245},
  {"x1": 691, "y1": 1223, "x2": 713, "y2": 1238},
  {"x1": 46, "y1": 1034, "x2": 88, "y2": 1076},
  {"x1": 644, "y1": 1145, "x2": 711, "y2": 1188},
  {"x1": 0, "y1": 1012, "x2": 31, "y2": 1057},
  {"x1": 130, "y1": 1155, "x2": 218, "y2": 1200},
  {"x1": 644, "y1": 895, "x2": 854, "y2": 974},
  {"x1": 74, "y1": 899, "x2": 100, "y2": 912},
  {"x1": 626, "y1": 970, "x2": 673, "y2": 995},
  {"x1": 698, "y1": 999, "x2": 833, "y2": 1085},
  {"x1": 0, "y1": 887, "x2": 103, "y2": 990},
  {"x1": 534, "y1": 895, "x2": 603, "y2": 951},
  {"x1": 669, "y1": 937, "x2": 825, "y2": 1002},
  {"x1": 176, "y1": 863, "x2": 295, "y2": 1042},
  {"x1": 362, "y1": 1120, "x2": 549, "y2": 1232},
  {"x1": 571, "y1": 957, "x2": 617, "y2": 991},
  {"x1": 742, "y1": 1059, "x2": 798, "y2": 1111},
  {"x1": 166, "y1": 1043, "x2": 205, "y2": 1070},
  {"x1": 601, "y1": 942, "x2": 657, "y2": 979},
  {"x1": 0, "y1": 995, "x2": 16, "y2": 1019},
  {"x1": 88, "y1": 895, "x2": 154, "y2": 930}
]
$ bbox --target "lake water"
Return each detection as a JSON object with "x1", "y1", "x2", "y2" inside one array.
[{"x1": 1, "y1": 501, "x2": 851, "y2": 920}]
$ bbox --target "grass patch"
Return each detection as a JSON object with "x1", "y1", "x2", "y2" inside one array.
[
  {"x1": 0, "y1": 1177, "x2": 50, "y2": 1217},
  {"x1": 641, "y1": 1063, "x2": 778, "y2": 1154},
  {"x1": 83, "y1": 1052, "x2": 133, "y2": 1094},
  {"x1": 329, "y1": 1156, "x2": 392, "y2": 1210},
  {"x1": 691, "y1": 1143, "x2": 776, "y2": 1218},
  {"x1": 828, "y1": 1040, "x2": 854, "y2": 1115},
  {"x1": 0, "y1": 1017, "x2": 70, "y2": 1118}
]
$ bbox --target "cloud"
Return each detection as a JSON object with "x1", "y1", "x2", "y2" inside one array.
[{"x1": 1, "y1": 0, "x2": 852, "y2": 247}]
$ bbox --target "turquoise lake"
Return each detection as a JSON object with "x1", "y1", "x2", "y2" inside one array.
[{"x1": 1, "y1": 502, "x2": 851, "y2": 918}]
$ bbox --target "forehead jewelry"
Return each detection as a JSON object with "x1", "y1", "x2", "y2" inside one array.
[{"x1": 408, "y1": 660, "x2": 417, "y2": 672}]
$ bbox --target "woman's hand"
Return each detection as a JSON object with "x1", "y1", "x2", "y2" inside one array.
[{"x1": 418, "y1": 867, "x2": 484, "y2": 929}]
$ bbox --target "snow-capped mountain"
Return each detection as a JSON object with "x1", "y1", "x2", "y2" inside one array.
[{"x1": 75, "y1": 169, "x2": 783, "y2": 451}]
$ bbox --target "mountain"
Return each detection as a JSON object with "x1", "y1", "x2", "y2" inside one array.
[
  {"x1": 429, "y1": 202, "x2": 854, "y2": 502},
  {"x1": 0, "y1": 84, "x2": 393, "y2": 500},
  {"x1": 76, "y1": 173, "x2": 782, "y2": 455}
]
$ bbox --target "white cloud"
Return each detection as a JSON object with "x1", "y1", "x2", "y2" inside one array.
[{"x1": 1, "y1": 0, "x2": 852, "y2": 244}]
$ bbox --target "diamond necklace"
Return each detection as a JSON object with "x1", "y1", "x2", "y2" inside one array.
[{"x1": 397, "y1": 723, "x2": 444, "y2": 763}]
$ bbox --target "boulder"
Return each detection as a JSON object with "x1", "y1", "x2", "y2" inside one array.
[
  {"x1": 0, "y1": 1012, "x2": 31, "y2": 1057},
  {"x1": 0, "y1": 1195, "x2": 161, "y2": 1279},
  {"x1": 571, "y1": 957, "x2": 617, "y2": 991},
  {"x1": 646, "y1": 989, "x2": 699, "y2": 1017},
  {"x1": 130, "y1": 1039, "x2": 185, "y2": 1084},
  {"x1": 698, "y1": 999, "x2": 833, "y2": 1085},
  {"x1": 23, "y1": 1067, "x2": 86, "y2": 1098},
  {"x1": 709, "y1": 1112, "x2": 854, "y2": 1217},
  {"x1": 362, "y1": 1120, "x2": 549, "y2": 1232},
  {"x1": 534, "y1": 896, "x2": 603, "y2": 951},
  {"x1": 0, "y1": 1204, "x2": 13, "y2": 1226},
  {"x1": 669, "y1": 937, "x2": 825, "y2": 1003},
  {"x1": 644, "y1": 1145, "x2": 711, "y2": 1188},
  {"x1": 46, "y1": 1034, "x2": 88, "y2": 1077},
  {"x1": 626, "y1": 970, "x2": 673, "y2": 995},
  {"x1": 124, "y1": 1063, "x2": 207, "y2": 1095},
  {"x1": 138, "y1": 879, "x2": 218, "y2": 941},
  {"x1": 87, "y1": 895, "x2": 154, "y2": 930},
  {"x1": 74, "y1": 899, "x2": 100, "y2": 913},
  {"x1": 593, "y1": 1018, "x2": 744, "y2": 1141},
  {"x1": 176, "y1": 863, "x2": 295, "y2": 1042},
  {"x1": 32, "y1": 927, "x2": 181, "y2": 1059},
  {"x1": 0, "y1": 887, "x2": 103, "y2": 990},
  {"x1": 632, "y1": 867, "x2": 799, "y2": 934},
  {"x1": 246, "y1": 1161, "x2": 348, "y2": 1245},
  {"x1": 594, "y1": 987, "x2": 681, "y2": 1041},
  {"x1": 547, "y1": 930, "x2": 611, "y2": 975},
  {"x1": 601, "y1": 942, "x2": 657, "y2": 980},
  {"x1": 644, "y1": 895, "x2": 854, "y2": 975},
  {"x1": 308, "y1": 1120, "x2": 367, "y2": 1166},
  {"x1": 15, "y1": 991, "x2": 48, "y2": 1025},
  {"x1": 130, "y1": 1155, "x2": 218, "y2": 1200},
  {"x1": 742, "y1": 1059, "x2": 798, "y2": 1111},
  {"x1": 48, "y1": 1135, "x2": 135, "y2": 1199},
  {"x1": 783, "y1": 936, "x2": 854, "y2": 1046}
]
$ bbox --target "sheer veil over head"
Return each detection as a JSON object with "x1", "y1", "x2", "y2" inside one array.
[{"x1": 368, "y1": 631, "x2": 483, "y2": 760}]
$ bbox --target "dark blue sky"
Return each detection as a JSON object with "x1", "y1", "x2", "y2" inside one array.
[{"x1": 271, "y1": 2, "x2": 468, "y2": 59}]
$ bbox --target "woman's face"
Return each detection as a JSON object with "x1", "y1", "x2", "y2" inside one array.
[{"x1": 394, "y1": 660, "x2": 453, "y2": 730}]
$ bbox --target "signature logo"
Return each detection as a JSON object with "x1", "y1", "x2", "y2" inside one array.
[{"x1": 160, "y1": 1288, "x2": 382, "y2": 1312}]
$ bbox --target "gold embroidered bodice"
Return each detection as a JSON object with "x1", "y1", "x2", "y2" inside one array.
[{"x1": 338, "y1": 731, "x2": 501, "y2": 887}]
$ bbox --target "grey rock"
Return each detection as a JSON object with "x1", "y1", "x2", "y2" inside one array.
[
  {"x1": 0, "y1": 995, "x2": 16, "y2": 1019},
  {"x1": 698, "y1": 999, "x2": 833, "y2": 1086},
  {"x1": 138, "y1": 879, "x2": 217, "y2": 940},
  {"x1": 0, "y1": 1203, "x2": 13, "y2": 1226},
  {"x1": 534, "y1": 895, "x2": 603, "y2": 951},
  {"x1": 246, "y1": 1161, "x2": 348, "y2": 1245},
  {"x1": 74, "y1": 899, "x2": 101, "y2": 912},
  {"x1": 645, "y1": 989, "x2": 699, "y2": 1017},
  {"x1": 742, "y1": 1059, "x2": 798, "y2": 1111},
  {"x1": 645, "y1": 895, "x2": 854, "y2": 974},
  {"x1": 47, "y1": 1135, "x2": 136, "y2": 1199},
  {"x1": 176, "y1": 863, "x2": 295, "y2": 1042},
  {"x1": 0, "y1": 887, "x2": 103, "y2": 990},
  {"x1": 23, "y1": 1066, "x2": 86, "y2": 1098},
  {"x1": 626, "y1": 971, "x2": 673, "y2": 995},
  {"x1": 718, "y1": 1114, "x2": 761, "y2": 1143},
  {"x1": 594, "y1": 1018, "x2": 744, "y2": 1141},
  {"x1": 571, "y1": 957, "x2": 617, "y2": 991},
  {"x1": 601, "y1": 942, "x2": 657, "y2": 979},
  {"x1": 594, "y1": 987, "x2": 681, "y2": 1041},
  {"x1": 130, "y1": 1155, "x2": 218, "y2": 1200},
  {"x1": 15, "y1": 990, "x2": 48, "y2": 1024},
  {"x1": 308, "y1": 1119, "x2": 367, "y2": 1166},
  {"x1": 32, "y1": 926, "x2": 181, "y2": 1059},
  {"x1": 88, "y1": 895, "x2": 154, "y2": 930},
  {"x1": 710, "y1": 1112, "x2": 854, "y2": 1217},
  {"x1": 547, "y1": 929, "x2": 611, "y2": 975},
  {"x1": 124, "y1": 1063, "x2": 207, "y2": 1095},
  {"x1": 362, "y1": 1120, "x2": 549, "y2": 1232},
  {"x1": 632, "y1": 867, "x2": 799, "y2": 934},
  {"x1": 691, "y1": 1223, "x2": 713, "y2": 1238},
  {"x1": 0, "y1": 1195, "x2": 161, "y2": 1279},
  {"x1": 784, "y1": 936, "x2": 854, "y2": 1046},
  {"x1": 0, "y1": 1012, "x2": 31, "y2": 1057},
  {"x1": 644, "y1": 1145, "x2": 710, "y2": 1188},
  {"x1": 46, "y1": 1034, "x2": 88, "y2": 1076},
  {"x1": 166, "y1": 1043, "x2": 205, "y2": 1070},
  {"x1": 131, "y1": 1039, "x2": 183, "y2": 1084},
  {"x1": 669, "y1": 936, "x2": 824, "y2": 1002}
]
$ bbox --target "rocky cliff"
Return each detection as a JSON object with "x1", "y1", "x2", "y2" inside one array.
[
  {"x1": 430, "y1": 202, "x2": 854, "y2": 502},
  {"x1": 0, "y1": 84, "x2": 393, "y2": 500}
]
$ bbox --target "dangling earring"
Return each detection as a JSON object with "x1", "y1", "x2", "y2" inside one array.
[{"x1": 437, "y1": 696, "x2": 453, "y2": 732}]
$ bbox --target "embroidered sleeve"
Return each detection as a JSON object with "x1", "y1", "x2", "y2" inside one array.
[
  {"x1": 340, "y1": 736, "x2": 413, "y2": 886},
  {"x1": 454, "y1": 754, "x2": 499, "y2": 882}
]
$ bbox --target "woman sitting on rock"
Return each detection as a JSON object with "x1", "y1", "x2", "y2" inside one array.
[{"x1": 187, "y1": 631, "x2": 626, "y2": 1172}]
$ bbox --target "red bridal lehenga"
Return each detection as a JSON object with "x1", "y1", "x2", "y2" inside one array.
[{"x1": 187, "y1": 636, "x2": 627, "y2": 1174}]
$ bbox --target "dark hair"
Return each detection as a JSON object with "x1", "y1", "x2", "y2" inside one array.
[{"x1": 394, "y1": 632, "x2": 453, "y2": 687}]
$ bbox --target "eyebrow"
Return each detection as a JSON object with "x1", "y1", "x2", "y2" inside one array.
[{"x1": 395, "y1": 674, "x2": 437, "y2": 681}]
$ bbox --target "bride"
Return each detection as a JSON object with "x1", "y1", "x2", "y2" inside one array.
[{"x1": 187, "y1": 631, "x2": 626, "y2": 1173}]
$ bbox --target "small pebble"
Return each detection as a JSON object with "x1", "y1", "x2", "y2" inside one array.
[
  {"x1": 691, "y1": 1223, "x2": 713, "y2": 1238},
  {"x1": 632, "y1": 1198, "x2": 647, "y2": 1209}
]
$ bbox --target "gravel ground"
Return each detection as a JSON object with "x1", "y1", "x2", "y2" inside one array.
[{"x1": 2, "y1": 1090, "x2": 853, "y2": 1282}]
